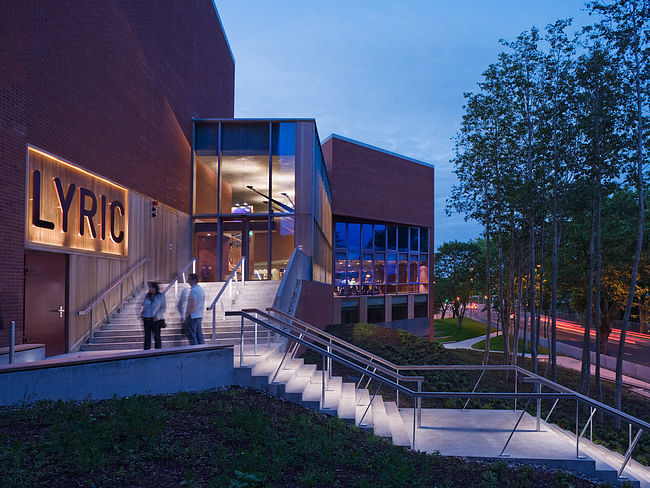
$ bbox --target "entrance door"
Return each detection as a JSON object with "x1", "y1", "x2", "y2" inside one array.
[
  {"x1": 24, "y1": 250, "x2": 67, "y2": 356},
  {"x1": 221, "y1": 217, "x2": 269, "y2": 281}
]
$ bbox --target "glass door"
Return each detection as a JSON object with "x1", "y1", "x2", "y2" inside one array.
[{"x1": 221, "y1": 217, "x2": 269, "y2": 281}]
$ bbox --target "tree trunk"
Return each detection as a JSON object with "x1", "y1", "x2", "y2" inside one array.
[
  {"x1": 595, "y1": 184, "x2": 603, "y2": 408},
  {"x1": 579, "y1": 196, "x2": 595, "y2": 396},
  {"x1": 616, "y1": 47, "x2": 645, "y2": 413},
  {"x1": 483, "y1": 219, "x2": 492, "y2": 365},
  {"x1": 498, "y1": 212, "x2": 509, "y2": 363}
]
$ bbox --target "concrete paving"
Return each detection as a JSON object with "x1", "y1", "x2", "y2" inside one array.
[{"x1": 399, "y1": 407, "x2": 650, "y2": 486}]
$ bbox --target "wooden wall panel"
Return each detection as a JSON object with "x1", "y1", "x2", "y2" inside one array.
[{"x1": 68, "y1": 192, "x2": 190, "y2": 350}]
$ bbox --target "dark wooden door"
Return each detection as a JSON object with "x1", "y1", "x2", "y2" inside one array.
[{"x1": 24, "y1": 250, "x2": 67, "y2": 356}]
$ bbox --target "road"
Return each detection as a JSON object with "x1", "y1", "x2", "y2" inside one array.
[{"x1": 463, "y1": 306, "x2": 650, "y2": 368}]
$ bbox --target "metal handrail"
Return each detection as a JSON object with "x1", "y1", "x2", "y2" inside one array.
[
  {"x1": 228, "y1": 308, "x2": 650, "y2": 476},
  {"x1": 208, "y1": 256, "x2": 246, "y2": 311},
  {"x1": 78, "y1": 258, "x2": 148, "y2": 314},
  {"x1": 250, "y1": 309, "x2": 424, "y2": 385},
  {"x1": 268, "y1": 307, "x2": 405, "y2": 374},
  {"x1": 207, "y1": 256, "x2": 245, "y2": 342},
  {"x1": 162, "y1": 257, "x2": 197, "y2": 295},
  {"x1": 270, "y1": 307, "x2": 650, "y2": 431},
  {"x1": 77, "y1": 258, "x2": 148, "y2": 344}
]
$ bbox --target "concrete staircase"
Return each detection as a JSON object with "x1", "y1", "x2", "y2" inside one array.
[
  {"x1": 232, "y1": 342, "x2": 649, "y2": 487},
  {"x1": 234, "y1": 343, "x2": 412, "y2": 448},
  {"x1": 80, "y1": 281, "x2": 280, "y2": 352}
]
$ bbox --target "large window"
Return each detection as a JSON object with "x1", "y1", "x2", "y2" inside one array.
[{"x1": 334, "y1": 221, "x2": 429, "y2": 297}]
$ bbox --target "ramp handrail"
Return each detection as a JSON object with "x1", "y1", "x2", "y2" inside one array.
[
  {"x1": 77, "y1": 258, "x2": 148, "y2": 344},
  {"x1": 228, "y1": 308, "x2": 650, "y2": 477},
  {"x1": 207, "y1": 256, "x2": 245, "y2": 342}
]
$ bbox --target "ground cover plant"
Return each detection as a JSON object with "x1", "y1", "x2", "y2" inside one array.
[
  {"x1": 316, "y1": 322, "x2": 650, "y2": 466},
  {"x1": 0, "y1": 388, "x2": 603, "y2": 488}
]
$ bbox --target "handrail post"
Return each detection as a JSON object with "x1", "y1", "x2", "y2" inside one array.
[
  {"x1": 119, "y1": 283, "x2": 123, "y2": 312},
  {"x1": 514, "y1": 369, "x2": 518, "y2": 411},
  {"x1": 242, "y1": 257, "x2": 245, "y2": 287},
  {"x1": 327, "y1": 339, "x2": 332, "y2": 379},
  {"x1": 417, "y1": 380, "x2": 422, "y2": 428},
  {"x1": 412, "y1": 396, "x2": 417, "y2": 450},
  {"x1": 536, "y1": 382, "x2": 541, "y2": 432},
  {"x1": 321, "y1": 355, "x2": 326, "y2": 409},
  {"x1": 500, "y1": 399, "x2": 531, "y2": 457},
  {"x1": 254, "y1": 311, "x2": 258, "y2": 356},
  {"x1": 9, "y1": 321, "x2": 15, "y2": 364},
  {"x1": 396, "y1": 369, "x2": 400, "y2": 408},
  {"x1": 618, "y1": 428, "x2": 643, "y2": 478},
  {"x1": 88, "y1": 310, "x2": 94, "y2": 344},
  {"x1": 212, "y1": 307, "x2": 216, "y2": 343},
  {"x1": 576, "y1": 400, "x2": 580, "y2": 458},
  {"x1": 103, "y1": 299, "x2": 111, "y2": 325},
  {"x1": 240, "y1": 314, "x2": 245, "y2": 367}
]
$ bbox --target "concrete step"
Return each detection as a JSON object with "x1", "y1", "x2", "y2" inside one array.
[
  {"x1": 284, "y1": 364, "x2": 317, "y2": 394},
  {"x1": 384, "y1": 401, "x2": 410, "y2": 447},
  {"x1": 370, "y1": 396, "x2": 391, "y2": 438},
  {"x1": 355, "y1": 389, "x2": 373, "y2": 428},
  {"x1": 337, "y1": 382, "x2": 357, "y2": 421}
]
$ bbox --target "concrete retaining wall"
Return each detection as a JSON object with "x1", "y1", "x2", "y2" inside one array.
[{"x1": 0, "y1": 345, "x2": 234, "y2": 406}]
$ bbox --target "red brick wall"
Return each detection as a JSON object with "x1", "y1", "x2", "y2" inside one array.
[
  {"x1": 323, "y1": 136, "x2": 434, "y2": 228},
  {"x1": 296, "y1": 281, "x2": 334, "y2": 330},
  {"x1": 322, "y1": 135, "x2": 436, "y2": 339},
  {"x1": 0, "y1": 0, "x2": 234, "y2": 346}
]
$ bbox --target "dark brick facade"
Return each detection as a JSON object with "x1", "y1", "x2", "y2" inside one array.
[
  {"x1": 323, "y1": 135, "x2": 435, "y2": 228},
  {"x1": 322, "y1": 135, "x2": 435, "y2": 338},
  {"x1": 0, "y1": 1, "x2": 234, "y2": 346}
]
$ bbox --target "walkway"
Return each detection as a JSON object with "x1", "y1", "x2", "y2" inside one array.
[{"x1": 442, "y1": 332, "x2": 650, "y2": 399}]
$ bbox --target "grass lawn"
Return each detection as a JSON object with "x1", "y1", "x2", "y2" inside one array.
[
  {"x1": 472, "y1": 335, "x2": 549, "y2": 355},
  {"x1": 433, "y1": 317, "x2": 487, "y2": 342},
  {"x1": 0, "y1": 387, "x2": 600, "y2": 488}
]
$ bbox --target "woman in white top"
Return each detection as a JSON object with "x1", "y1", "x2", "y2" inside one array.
[{"x1": 141, "y1": 282, "x2": 166, "y2": 349}]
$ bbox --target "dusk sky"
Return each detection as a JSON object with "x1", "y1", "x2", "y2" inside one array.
[{"x1": 215, "y1": 1, "x2": 591, "y2": 250}]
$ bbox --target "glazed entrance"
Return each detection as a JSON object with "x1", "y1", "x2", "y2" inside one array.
[{"x1": 192, "y1": 119, "x2": 332, "y2": 284}]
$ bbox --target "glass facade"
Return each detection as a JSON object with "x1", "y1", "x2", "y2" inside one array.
[
  {"x1": 334, "y1": 220, "x2": 429, "y2": 297},
  {"x1": 192, "y1": 120, "x2": 331, "y2": 283}
]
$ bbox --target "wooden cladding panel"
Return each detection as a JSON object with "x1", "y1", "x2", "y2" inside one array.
[
  {"x1": 68, "y1": 192, "x2": 190, "y2": 349},
  {"x1": 26, "y1": 148, "x2": 128, "y2": 257}
]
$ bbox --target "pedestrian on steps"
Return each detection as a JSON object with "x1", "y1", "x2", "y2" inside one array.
[
  {"x1": 141, "y1": 281, "x2": 166, "y2": 350},
  {"x1": 185, "y1": 273, "x2": 205, "y2": 345}
]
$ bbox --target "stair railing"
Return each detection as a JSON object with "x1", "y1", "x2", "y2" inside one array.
[
  {"x1": 207, "y1": 256, "x2": 245, "y2": 343},
  {"x1": 162, "y1": 257, "x2": 197, "y2": 298},
  {"x1": 268, "y1": 307, "x2": 410, "y2": 406},
  {"x1": 78, "y1": 258, "x2": 148, "y2": 344},
  {"x1": 227, "y1": 309, "x2": 424, "y2": 447},
  {"x1": 228, "y1": 308, "x2": 650, "y2": 475}
]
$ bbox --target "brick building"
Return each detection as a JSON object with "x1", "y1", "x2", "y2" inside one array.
[{"x1": 0, "y1": 1, "x2": 434, "y2": 356}]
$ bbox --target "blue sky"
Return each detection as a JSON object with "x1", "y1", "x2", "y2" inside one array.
[{"x1": 215, "y1": 1, "x2": 591, "y2": 250}]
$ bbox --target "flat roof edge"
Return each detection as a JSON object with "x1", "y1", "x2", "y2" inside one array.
[
  {"x1": 193, "y1": 117, "x2": 317, "y2": 123},
  {"x1": 323, "y1": 133, "x2": 434, "y2": 169},
  {"x1": 211, "y1": 1, "x2": 235, "y2": 65}
]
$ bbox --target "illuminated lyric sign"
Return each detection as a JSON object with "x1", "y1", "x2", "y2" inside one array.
[{"x1": 26, "y1": 147, "x2": 128, "y2": 257}]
